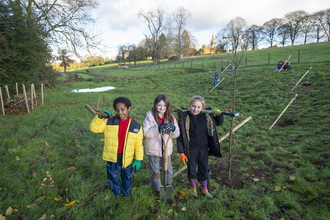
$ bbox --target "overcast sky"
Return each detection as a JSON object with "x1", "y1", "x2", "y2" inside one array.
[{"x1": 90, "y1": 0, "x2": 330, "y2": 58}]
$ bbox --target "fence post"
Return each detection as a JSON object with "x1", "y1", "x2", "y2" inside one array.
[
  {"x1": 298, "y1": 50, "x2": 300, "y2": 63},
  {"x1": 182, "y1": 62, "x2": 184, "y2": 67},
  {"x1": 268, "y1": 53, "x2": 270, "y2": 65},
  {"x1": 0, "y1": 87, "x2": 5, "y2": 116},
  {"x1": 227, "y1": 61, "x2": 229, "y2": 66},
  {"x1": 163, "y1": 63, "x2": 164, "y2": 69},
  {"x1": 22, "y1": 84, "x2": 30, "y2": 114},
  {"x1": 5, "y1": 85, "x2": 10, "y2": 100},
  {"x1": 41, "y1": 83, "x2": 44, "y2": 104},
  {"x1": 245, "y1": 57, "x2": 247, "y2": 67},
  {"x1": 191, "y1": 62, "x2": 192, "y2": 68},
  {"x1": 175, "y1": 62, "x2": 176, "y2": 68},
  {"x1": 202, "y1": 63, "x2": 204, "y2": 70}
]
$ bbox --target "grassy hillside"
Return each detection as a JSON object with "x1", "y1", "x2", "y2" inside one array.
[{"x1": 0, "y1": 42, "x2": 329, "y2": 219}]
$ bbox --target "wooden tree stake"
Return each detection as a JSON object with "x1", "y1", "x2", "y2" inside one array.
[
  {"x1": 31, "y1": 84, "x2": 34, "y2": 110},
  {"x1": 291, "y1": 67, "x2": 312, "y2": 90},
  {"x1": 22, "y1": 84, "x2": 30, "y2": 114},
  {"x1": 0, "y1": 87, "x2": 5, "y2": 116},
  {"x1": 219, "y1": 116, "x2": 253, "y2": 143},
  {"x1": 16, "y1": 82, "x2": 18, "y2": 96},
  {"x1": 41, "y1": 83, "x2": 44, "y2": 104},
  {"x1": 269, "y1": 94, "x2": 298, "y2": 130},
  {"x1": 5, "y1": 85, "x2": 10, "y2": 100},
  {"x1": 209, "y1": 77, "x2": 226, "y2": 92},
  {"x1": 32, "y1": 84, "x2": 37, "y2": 106}
]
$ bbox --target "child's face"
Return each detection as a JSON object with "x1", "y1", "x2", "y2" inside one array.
[
  {"x1": 156, "y1": 100, "x2": 166, "y2": 116},
  {"x1": 115, "y1": 102, "x2": 131, "y2": 121},
  {"x1": 190, "y1": 101, "x2": 203, "y2": 115}
]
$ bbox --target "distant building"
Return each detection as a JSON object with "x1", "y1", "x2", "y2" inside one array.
[{"x1": 203, "y1": 32, "x2": 216, "y2": 54}]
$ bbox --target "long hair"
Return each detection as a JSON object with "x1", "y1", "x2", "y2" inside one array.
[
  {"x1": 189, "y1": 96, "x2": 205, "y2": 109},
  {"x1": 151, "y1": 94, "x2": 175, "y2": 125}
]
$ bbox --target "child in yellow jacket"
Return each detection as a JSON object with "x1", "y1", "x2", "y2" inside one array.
[{"x1": 89, "y1": 97, "x2": 143, "y2": 196}]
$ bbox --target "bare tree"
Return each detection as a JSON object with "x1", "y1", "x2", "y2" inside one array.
[
  {"x1": 301, "y1": 15, "x2": 314, "y2": 44},
  {"x1": 215, "y1": 28, "x2": 229, "y2": 52},
  {"x1": 262, "y1": 18, "x2": 282, "y2": 47},
  {"x1": 220, "y1": 19, "x2": 246, "y2": 180},
  {"x1": 172, "y1": 7, "x2": 191, "y2": 62},
  {"x1": 138, "y1": 2, "x2": 169, "y2": 66},
  {"x1": 311, "y1": 10, "x2": 326, "y2": 42},
  {"x1": 245, "y1": 25, "x2": 262, "y2": 50},
  {"x1": 278, "y1": 24, "x2": 290, "y2": 47},
  {"x1": 226, "y1": 17, "x2": 247, "y2": 51},
  {"x1": 284, "y1": 10, "x2": 308, "y2": 45},
  {"x1": 322, "y1": 8, "x2": 330, "y2": 41},
  {"x1": 25, "y1": 0, "x2": 103, "y2": 57}
]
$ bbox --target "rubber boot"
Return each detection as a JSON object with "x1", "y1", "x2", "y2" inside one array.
[
  {"x1": 200, "y1": 180, "x2": 213, "y2": 199},
  {"x1": 189, "y1": 179, "x2": 198, "y2": 198}
]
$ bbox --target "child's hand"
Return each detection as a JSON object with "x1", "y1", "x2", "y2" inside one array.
[
  {"x1": 98, "y1": 110, "x2": 112, "y2": 119},
  {"x1": 133, "y1": 160, "x2": 141, "y2": 171},
  {"x1": 213, "y1": 109, "x2": 221, "y2": 115},
  {"x1": 180, "y1": 153, "x2": 187, "y2": 164},
  {"x1": 163, "y1": 123, "x2": 175, "y2": 134}
]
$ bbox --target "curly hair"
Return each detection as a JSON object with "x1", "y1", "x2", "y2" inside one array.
[{"x1": 113, "y1": 97, "x2": 132, "y2": 110}]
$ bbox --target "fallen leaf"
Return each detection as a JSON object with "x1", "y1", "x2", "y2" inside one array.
[
  {"x1": 54, "y1": 197, "x2": 61, "y2": 202},
  {"x1": 259, "y1": 201, "x2": 265, "y2": 206},
  {"x1": 253, "y1": 178, "x2": 259, "y2": 182},
  {"x1": 27, "y1": 196, "x2": 45, "y2": 208},
  {"x1": 65, "y1": 200, "x2": 76, "y2": 207},
  {"x1": 177, "y1": 191, "x2": 186, "y2": 197},
  {"x1": 275, "y1": 186, "x2": 281, "y2": 192},
  {"x1": 171, "y1": 201, "x2": 177, "y2": 207},
  {"x1": 45, "y1": 142, "x2": 50, "y2": 147},
  {"x1": 290, "y1": 176, "x2": 296, "y2": 181},
  {"x1": 283, "y1": 186, "x2": 287, "y2": 189},
  {"x1": 167, "y1": 209, "x2": 173, "y2": 214},
  {"x1": 16, "y1": 156, "x2": 20, "y2": 161},
  {"x1": 181, "y1": 207, "x2": 186, "y2": 212},
  {"x1": 39, "y1": 214, "x2": 46, "y2": 220},
  {"x1": 14, "y1": 209, "x2": 19, "y2": 212},
  {"x1": 0, "y1": 215, "x2": 5, "y2": 220},
  {"x1": 132, "y1": 213, "x2": 140, "y2": 219},
  {"x1": 67, "y1": 167, "x2": 76, "y2": 171},
  {"x1": 66, "y1": 198, "x2": 70, "y2": 203},
  {"x1": 6, "y1": 207, "x2": 13, "y2": 215}
]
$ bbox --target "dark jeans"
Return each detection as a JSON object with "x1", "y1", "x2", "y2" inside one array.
[
  {"x1": 187, "y1": 147, "x2": 209, "y2": 182},
  {"x1": 107, "y1": 153, "x2": 132, "y2": 196}
]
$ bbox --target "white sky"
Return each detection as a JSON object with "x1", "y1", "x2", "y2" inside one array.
[{"x1": 90, "y1": 0, "x2": 330, "y2": 58}]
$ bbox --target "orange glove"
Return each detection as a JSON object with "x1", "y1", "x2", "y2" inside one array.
[{"x1": 180, "y1": 153, "x2": 188, "y2": 164}]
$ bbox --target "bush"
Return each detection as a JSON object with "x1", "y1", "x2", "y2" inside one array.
[{"x1": 168, "y1": 56, "x2": 178, "y2": 61}]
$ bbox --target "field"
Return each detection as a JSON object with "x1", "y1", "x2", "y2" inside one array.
[{"x1": 0, "y1": 42, "x2": 329, "y2": 220}]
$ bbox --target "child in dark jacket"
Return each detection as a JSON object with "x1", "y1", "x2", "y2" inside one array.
[
  {"x1": 89, "y1": 97, "x2": 144, "y2": 196},
  {"x1": 177, "y1": 96, "x2": 223, "y2": 199}
]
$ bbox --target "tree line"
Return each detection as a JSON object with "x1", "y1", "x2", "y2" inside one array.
[{"x1": 216, "y1": 9, "x2": 330, "y2": 52}]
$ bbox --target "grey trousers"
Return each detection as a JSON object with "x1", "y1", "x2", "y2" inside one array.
[{"x1": 148, "y1": 155, "x2": 173, "y2": 192}]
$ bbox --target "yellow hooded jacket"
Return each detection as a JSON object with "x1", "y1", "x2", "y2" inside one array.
[{"x1": 89, "y1": 115, "x2": 143, "y2": 168}]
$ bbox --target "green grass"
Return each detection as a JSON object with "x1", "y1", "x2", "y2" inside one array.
[{"x1": 1, "y1": 42, "x2": 329, "y2": 219}]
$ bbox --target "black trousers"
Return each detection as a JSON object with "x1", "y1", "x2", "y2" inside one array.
[{"x1": 187, "y1": 147, "x2": 209, "y2": 182}]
